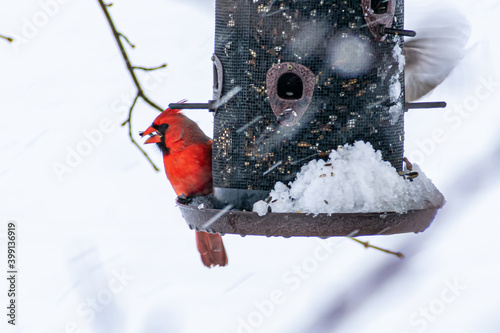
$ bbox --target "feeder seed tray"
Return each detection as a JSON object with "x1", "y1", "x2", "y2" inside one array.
[{"x1": 178, "y1": 199, "x2": 444, "y2": 238}]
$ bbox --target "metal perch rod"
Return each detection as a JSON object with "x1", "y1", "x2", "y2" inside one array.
[{"x1": 405, "y1": 101, "x2": 447, "y2": 110}]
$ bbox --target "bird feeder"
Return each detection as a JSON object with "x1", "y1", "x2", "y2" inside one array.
[{"x1": 174, "y1": 0, "x2": 445, "y2": 237}]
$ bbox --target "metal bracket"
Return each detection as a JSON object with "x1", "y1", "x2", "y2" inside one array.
[{"x1": 212, "y1": 54, "x2": 223, "y2": 113}]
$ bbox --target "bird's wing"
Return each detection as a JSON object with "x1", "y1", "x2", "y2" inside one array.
[{"x1": 404, "y1": 2, "x2": 471, "y2": 102}]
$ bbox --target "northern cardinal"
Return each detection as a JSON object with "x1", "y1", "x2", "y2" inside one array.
[{"x1": 141, "y1": 106, "x2": 228, "y2": 267}]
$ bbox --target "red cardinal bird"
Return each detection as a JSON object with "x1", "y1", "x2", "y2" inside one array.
[{"x1": 141, "y1": 106, "x2": 228, "y2": 267}]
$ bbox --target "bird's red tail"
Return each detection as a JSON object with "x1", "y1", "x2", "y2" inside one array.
[{"x1": 195, "y1": 231, "x2": 228, "y2": 268}]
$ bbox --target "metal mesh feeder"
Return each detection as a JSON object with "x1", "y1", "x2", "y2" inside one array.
[{"x1": 173, "y1": 0, "x2": 445, "y2": 237}]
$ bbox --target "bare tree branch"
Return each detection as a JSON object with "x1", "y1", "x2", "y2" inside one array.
[
  {"x1": 97, "y1": 0, "x2": 166, "y2": 171},
  {"x1": 0, "y1": 34, "x2": 13, "y2": 43}
]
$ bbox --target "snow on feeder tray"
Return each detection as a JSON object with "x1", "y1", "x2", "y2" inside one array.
[{"x1": 172, "y1": 0, "x2": 446, "y2": 237}]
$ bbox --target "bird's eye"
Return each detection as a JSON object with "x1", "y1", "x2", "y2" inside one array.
[{"x1": 158, "y1": 123, "x2": 169, "y2": 133}]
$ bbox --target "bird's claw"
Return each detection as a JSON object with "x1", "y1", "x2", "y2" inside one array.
[{"x1": 177, "y1": 194, "x2": 192, "y2": 204}]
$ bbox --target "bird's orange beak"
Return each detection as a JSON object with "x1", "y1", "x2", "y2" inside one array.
[{"x1": 140, "y1": 126, "x2": 162, "y2": 144}]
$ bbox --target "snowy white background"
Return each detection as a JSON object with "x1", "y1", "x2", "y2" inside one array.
[{"x1": 1, "y1": 0, "x2": 500, "y2": 332}]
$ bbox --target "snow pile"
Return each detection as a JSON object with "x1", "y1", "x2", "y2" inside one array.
[{"x1": 253, "y1": 141, "x2": 444, "y2": 216}]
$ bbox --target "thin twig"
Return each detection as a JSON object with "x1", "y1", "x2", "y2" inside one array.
[
  {"x1": 118, "y1": 32, "x2": 135, "y2": 48},
  {"x1": 97, "y1": 0, "x2": 166, "y2": 171},
  {"x1": 133, "y1": 64, "x2": 167, "y2": 71},
  {"x1": 0, "y1": 34, "x2": 13, "y2": 43},
  {"x1": 121, "y1": 93, "x2": 139, "y2": 126},
  {"x1": 125, "y1": 94, "x2": 160, "y2": 171},
  {"x1": 348, "y1": 237, "x2": 404, "y2": 259}
]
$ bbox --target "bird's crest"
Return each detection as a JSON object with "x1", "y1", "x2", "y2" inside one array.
[{"x1": 152, "y1": 99, "x2": 187, "y2": 125}]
